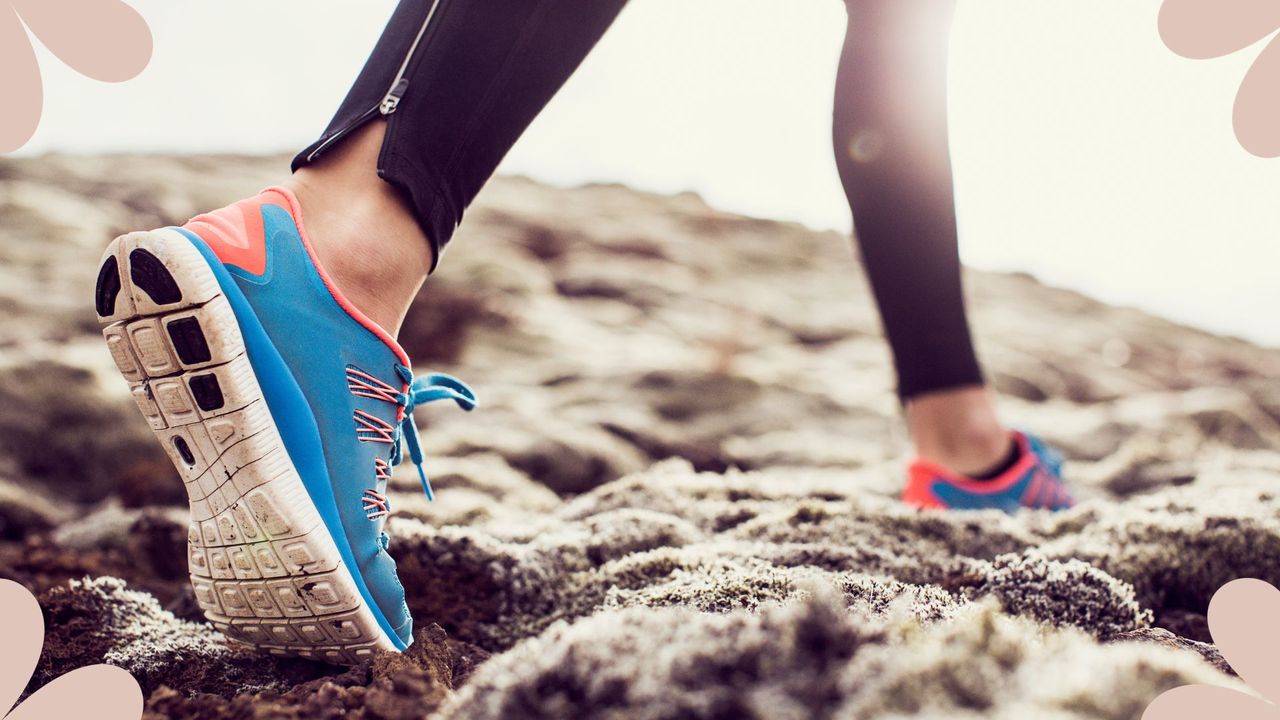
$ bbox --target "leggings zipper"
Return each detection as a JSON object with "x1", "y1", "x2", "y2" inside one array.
[{"x1": 305, "y1": 0, "x2": 445, "y2": 163}]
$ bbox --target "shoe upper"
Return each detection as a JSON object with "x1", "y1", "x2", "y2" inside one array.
[
  {"x1": 180, "y1": 188, "x2": 473, "y2": 648},
  {"x1": 902, "y1": 431, "x2": 1074, "y2": 512}
]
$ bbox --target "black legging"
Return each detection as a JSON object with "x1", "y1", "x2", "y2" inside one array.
[{"x1": 293, "y1": 0, "x2": 983, "y2": 400}]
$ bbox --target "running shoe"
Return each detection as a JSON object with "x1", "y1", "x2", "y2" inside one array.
[
  {"x1": 94, "y1": 187, "x2": 475, "y2": 663},
  {"x1": 902, "y1": 431, "x2": 1074, "y2": 512}
]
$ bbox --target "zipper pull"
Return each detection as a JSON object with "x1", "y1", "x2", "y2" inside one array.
[{"x1": 380, "y1": 78, "x2": 409, "y2": 116}]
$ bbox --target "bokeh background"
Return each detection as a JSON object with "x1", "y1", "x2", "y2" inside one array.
[{"x1": 16, "y1": 0, "x2": 1280, "y2": 344}]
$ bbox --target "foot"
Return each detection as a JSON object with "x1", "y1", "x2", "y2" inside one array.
[
  {"x1": 94, "y1": 187, "x2": 476, "y2": 663},
  {"x1": 905, "y1": 386, "x2": 1012, "y2": 476},
  {"x1": 902, "y1": 430, "x2": 1075, "y2": 512}
]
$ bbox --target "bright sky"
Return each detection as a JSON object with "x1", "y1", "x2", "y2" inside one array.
[{"x1": 17, "y1": 0, "x2": 1280, "y2": 345}]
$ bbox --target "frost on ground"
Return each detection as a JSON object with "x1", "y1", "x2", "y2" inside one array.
[{"x1": 2, "y1": 155, "x2": 1277, "y2": 718}]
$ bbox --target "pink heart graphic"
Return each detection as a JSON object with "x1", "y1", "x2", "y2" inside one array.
[
  {"x1": 1159, "y1": 0, "x2": 1280, "y2": 157},
  {"x1": 0, "y1": 0, "x2": 152, "y2": 153},
  {"x1": 1144, "y1": 579, "x2": 1280, "y2": 720},
  {"x1": 0, "y1": 579, "x2": 143, "y2": 720}
]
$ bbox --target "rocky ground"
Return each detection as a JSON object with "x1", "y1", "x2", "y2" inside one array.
[{"x1": 3, "y1": 154, "x2": 1278, "y2": 719}]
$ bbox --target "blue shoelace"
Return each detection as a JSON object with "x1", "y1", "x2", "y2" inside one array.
[{"x1": 388, "y1": 366, "x2": 477, "y2": 501}]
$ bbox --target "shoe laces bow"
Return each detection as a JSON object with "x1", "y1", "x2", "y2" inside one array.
[{"x1": 389, "y1": 366, "x2": 477, "y2": 501}]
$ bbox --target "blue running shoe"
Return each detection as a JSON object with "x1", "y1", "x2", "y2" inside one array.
[
  {"x1": 94, "y1": 187, "x2": 475, "y2": 663},
  {"x1": 902, "y1": 431, "x2": 1074, "y2": 512}
]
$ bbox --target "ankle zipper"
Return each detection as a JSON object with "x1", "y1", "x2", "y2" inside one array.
[
  {"x1": 304, "y1": 107, "x2": 380, "y2": 162},
  {"x1": 378, "y1": 0, "x2": 441, "y2": 116},
  {"x1": 305, "y1": 0, "x2": 445, "y2": 163},
  {"x1": 379, "y1": 78, "x2": 410, "y2": 116}
]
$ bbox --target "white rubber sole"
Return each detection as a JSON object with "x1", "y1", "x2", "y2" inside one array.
[{"x1": 96, "y1": 228, "x2": 400, "y2": 664}]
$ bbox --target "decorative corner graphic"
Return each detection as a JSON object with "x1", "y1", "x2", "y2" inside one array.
[
  {"x1": 1159, "y1": 0, "x2": 1280, "y2": 158},
  {"x1": 0, "y1": 0, "x2": 152, "y2": 153},
  {"x1": 1143, "y1": 578, "x2": 1280, "y2": 720},
  {"x1": 0, "y1": 579, "x2": 142, "y2": 720}
]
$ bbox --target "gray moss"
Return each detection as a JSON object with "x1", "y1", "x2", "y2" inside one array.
[
  {"x1": 441, "y1": 593, "x2": 1229, "y2": 720},
  {"x1": 36, "y1": 577, "x2": 336, "y2": 696},
  {"x1": 953, "y1": 552, "x2": 1151, "y2": 637}
]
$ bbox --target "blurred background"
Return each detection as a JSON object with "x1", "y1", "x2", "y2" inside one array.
[{"x1": 15, "y1": 0, "x2": 1280, "y2": 345}]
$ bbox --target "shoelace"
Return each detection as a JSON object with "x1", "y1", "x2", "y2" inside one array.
[
  {"x1": 389, "y1": 366, "x2": 477, "y2": 502},
  {"x1": 1022, "y1": 432, "x2": 1071, "y2": 507}
]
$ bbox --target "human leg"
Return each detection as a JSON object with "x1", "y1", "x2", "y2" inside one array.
[
  {"x1": 290, "y1": 0, "x2": 628, "y2": 333},
  {"x1": 833, "y1": 1, "x2": 1072, "y2": 510},
  {"x1": 832, "y1": 0, "x2": 1008, "y2": 474}
]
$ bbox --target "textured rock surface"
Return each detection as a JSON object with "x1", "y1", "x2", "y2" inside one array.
[{"x1": 3, "y1": 154, "x2": 1276, "y2": 718}]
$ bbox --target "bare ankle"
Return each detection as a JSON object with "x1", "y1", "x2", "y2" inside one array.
[
  {"x1": 905, "y1": 385, "x2": 1011, "y2": 476},
  {"x1": 284, "y1": 121, "x2": 434, "y2": 336}
]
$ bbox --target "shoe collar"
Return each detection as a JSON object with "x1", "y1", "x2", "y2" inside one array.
[
  {"x1": 261, "y1": 185, "x2": 411, "y2": 369},
  {"x1": 906, "y1": 430, "x2": 1036, "y2": 494}
]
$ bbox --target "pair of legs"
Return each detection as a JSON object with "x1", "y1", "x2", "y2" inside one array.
[{"x1": 289, "y1": 0, "x2": 1010, "y2": 476}]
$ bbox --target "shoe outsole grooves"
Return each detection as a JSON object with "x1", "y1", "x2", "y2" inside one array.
[{"x1": 95, "y1": 229, "x2": 400, "y2": 664}]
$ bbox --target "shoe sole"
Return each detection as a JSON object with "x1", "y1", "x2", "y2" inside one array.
[{"x1": 95, "y1": 228, "x2": 399, "y2": 664}]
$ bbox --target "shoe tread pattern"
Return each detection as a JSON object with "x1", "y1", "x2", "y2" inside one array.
[{"x1": 96, "y1": 230, "x2": 396, "y2": 665}]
